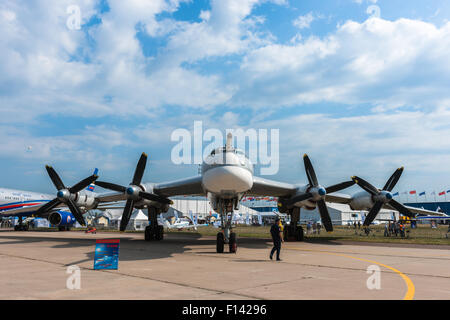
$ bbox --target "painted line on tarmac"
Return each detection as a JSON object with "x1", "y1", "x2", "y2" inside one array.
[{"x1": 285, "y1": 246, "x2": 415, "y2": 300}]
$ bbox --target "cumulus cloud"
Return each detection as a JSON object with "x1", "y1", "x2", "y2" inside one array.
[
  {"x1": 2, "y1": 0, "x2": 450, "y2": 190},
  {"x1": 235, "y1": 18, "x2": 450, "y2": 109},
  {"x1": 293, "y1": 12, "x2": 315, "y2": 29}
]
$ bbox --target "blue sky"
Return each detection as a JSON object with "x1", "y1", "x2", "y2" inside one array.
[{"x1": 1, "y1": 0, "x2": 450, "y2": 199}]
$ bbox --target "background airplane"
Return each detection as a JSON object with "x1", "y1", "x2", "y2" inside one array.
[{"x1": 0, "y1": 168, "x2": 115, "y2": 230}]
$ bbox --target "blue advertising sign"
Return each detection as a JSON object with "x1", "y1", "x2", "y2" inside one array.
[{"x1": 94, "y1": 239, "x2": 120, "y2": 270}]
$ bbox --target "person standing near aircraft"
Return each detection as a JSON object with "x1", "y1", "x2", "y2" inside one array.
[{"x1": 270, "y1": 217, "x2": 284, "y2": 261}]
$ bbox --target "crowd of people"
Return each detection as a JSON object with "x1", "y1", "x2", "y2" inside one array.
[
  {"x1": 384, "y1": 221, "x2": 408, "y2": 238},
  {"x1": 305, "y1": 221, "x2": 322, "y2": 235}
]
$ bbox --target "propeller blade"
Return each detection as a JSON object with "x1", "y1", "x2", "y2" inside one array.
[
  {"x1": 383, "y1": 167, "x2": 404, "y2": 192},
  {"x1": 286, "y1": 192, "x2": 313, "y2": 206},
  {"x1": 66, "y1": 198, "x2": 86, "y2": 226},
  {"x1": 317, "y1": 200, "x2": 333, "y2": 232},
  {"x1": 139, "y1": 191, "x2": 173, "y2": 205},
  {"x1": 352, "y1": 176, "x2": 379, "y2": 196},
  {"x1": 303, "y1": 154, "x2": 318, "y2": 186},
  {"x1": 120, "y1": 199, "x2": 135, "y2": 231},
  {"x1": 363, "y1": 201, "x2": 383, "y2": 226},
  {"x1": 46, "y1": 166, "x2": 65, "y2": 190},
  {"x1": 389, "y1": 199, "x2": 414, "y2": 217},
  {"x1": 95, "y1": 181, "x2": 127, "y2": 193},
  {"x1": 69, "y1": 174, "x2": 98, "y2": 193},
  {"x1": 132, "y1": 153, "x2": 147, "y2": 186},
  {"x1": 325, "y1": 181, "x2": 355, "y2": 194},
  {"x1": 36, "y1": 198, "x2": 61, "y2": 215}
]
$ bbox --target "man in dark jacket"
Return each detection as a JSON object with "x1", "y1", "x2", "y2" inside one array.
[{"x1": 270, "y1": 217, "x2": 284, "y2": 261}]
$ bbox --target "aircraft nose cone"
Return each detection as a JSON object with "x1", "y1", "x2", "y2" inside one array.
[
  {"x1": 57, "y1": 190, "x2": 64, "y2": 198},
  {"x1": 318, "y1": 187, "x2": 326, "y2": 196},
  {"x1": 386, "y1": 192, "x2": 393, "y2": 200}
]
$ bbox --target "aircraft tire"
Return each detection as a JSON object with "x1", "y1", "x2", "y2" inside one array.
[
  {"x1": 216, "y1": 232, "x2": 224, "y2": 253},
  {"x1": 144, "y1": 226, "x2": 152, "y2": 241},
  {"x1": 155, "y1": 225, "x2": 164, "y2": 241},
  {"x1": 229, "y1": 232, "x2": 237, "y2": 253},
  {"x1": 296, "y1": 226, "x2": 304, "y2": 241}
]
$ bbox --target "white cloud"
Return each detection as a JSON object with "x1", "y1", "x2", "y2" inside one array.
[
  {"x1": 293, "y1": 12, "x2": 315, "y2": 29},
  {"x1": 236, "y1": 18, "x2": 450, "y2": 109}
]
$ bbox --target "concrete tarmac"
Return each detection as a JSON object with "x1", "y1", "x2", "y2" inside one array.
[{"x1": 0, "y1": 230, "x2": 448, "y2": 300}]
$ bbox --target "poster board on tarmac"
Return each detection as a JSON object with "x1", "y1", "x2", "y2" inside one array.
[{"x1": 94, "y1": 239, "x2": 120, "y2": 270}]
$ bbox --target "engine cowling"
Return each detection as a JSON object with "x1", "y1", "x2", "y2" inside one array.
[
  {"x1": 73, "y1": 193, "x2": 96, "y2": 210},
  {"x1": 48, "y1": 211, "x2": 76, "y2": 226},
  {"x1": 349, "y1": 191, "x2": 374, "y2": 211}
]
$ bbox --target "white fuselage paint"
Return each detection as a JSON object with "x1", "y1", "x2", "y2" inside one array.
[
  {"x1": 201, "y1": 148, "x2": 253, "y2": 196},
  {"x1": 0, "y1": 188, "x2": 52, "y2": 216},
  {"x1": 202, "y1": 166, "x2": 253, "y2": 194}
]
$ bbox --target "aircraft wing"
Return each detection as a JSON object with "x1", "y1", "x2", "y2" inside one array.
[
  {"x1": 247, "y1": 176, "x2": 297, "y2": 197},
  {"x1": 385, "y1": 204, "x2": 449, "y2": 217},
  {"x1": 153, "y1": 176, "x2": 205, "y2": 197},
  {"x1": 95, "y1": 191, "x2": 128, "y2": 203},
  {"x1": 325, "y1": 192, "x2": 353, "y2": 204}
]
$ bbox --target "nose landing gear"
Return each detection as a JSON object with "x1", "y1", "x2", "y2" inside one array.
[{"x1": 215, "y1": 200, "x2": 238, "y2": 253}]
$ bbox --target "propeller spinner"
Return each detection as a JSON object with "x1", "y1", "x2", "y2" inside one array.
[{"x1": 95, "y1": 153, "x2": 172, "y2": 231}]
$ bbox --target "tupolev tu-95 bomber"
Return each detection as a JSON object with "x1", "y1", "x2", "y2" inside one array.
[{"x1": 0, "y1": 133, "x2": 444, "y2": 253}]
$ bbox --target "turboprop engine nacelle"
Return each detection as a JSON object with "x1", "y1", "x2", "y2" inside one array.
[
  {"x1": 278, "y1": 185, "x2": 318, "y2": 212},
  {"x1": 349, "y1": 191, "x2": 374, "y2": 211},
  {"x1": 134, "y1": 183, "x2": 170, "y2": 212},
  {"x1": 73, "y1": 193, "x2": 97, "y2": 210}
]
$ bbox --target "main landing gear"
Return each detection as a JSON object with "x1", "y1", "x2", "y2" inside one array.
[
  {"x1": 216, "y1": 202, "x2": 238, "y2": 253},
  {"x1": 216, "y1": 231, "x2": 237, "y2": 253},
  {"x1": 14, "y1": 216, "x2": 29, "y2": 231},
  {"x1": 284, "y1": 207, "x2": 305, "y2": 242},
  {"x1": 145, "y1": 207, "x2": 164, "y2": 241}
]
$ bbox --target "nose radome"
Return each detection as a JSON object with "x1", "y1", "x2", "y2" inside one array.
[{"x1": 202, "y1": 166, "x2": 253, "y2": 194}]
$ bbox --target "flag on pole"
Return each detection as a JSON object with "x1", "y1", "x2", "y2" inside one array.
[
  {"x1": 439, "y1": 191, "x2": 445, "y2": 196},
  {"x1": 419, "y1": 191, "x2": 426, "y2": 196},
  {"x1": 447, "y1": 190, "x2": 450, "y2": 194},
  {"x1": 431, "y1": 191, "x2": 436, "y2": 195},
  {"x1": 409, "y1": 190, "x2": 416, "y2": 195},
  {"x1": 392, "y1": 192, "x2": 399, "y2": 196}
]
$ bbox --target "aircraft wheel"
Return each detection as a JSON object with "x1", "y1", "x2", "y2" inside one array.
[
  {"x1": 229, "y1": 232, "x2": 237, "y2": 253},
  {"x1": 216, "y1": 232, "x2": 224, "y2": 253},
  {"x1": 144, "y1": 226, "x2": 152, "y2": 241},
  {"x1": 296, "y1": 226, "x2": 304, "y2": 241},
  {"x1": 155, "y1": 225, "x2": 164, "y2": 241}
]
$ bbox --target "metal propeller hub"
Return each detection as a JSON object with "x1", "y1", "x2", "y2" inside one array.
[
  {"x1": 318, "y1": 187, "x2": 327, "y2": 196},
  {"x1": 310, "y1": 186, "x2": 327, "y2": 200},
  {"x1": 57, "y1": 189, "x2": 70, "y2": 201},
  {"x1": 126, "y1": 185, "x2": 140, "y2": 198}
]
